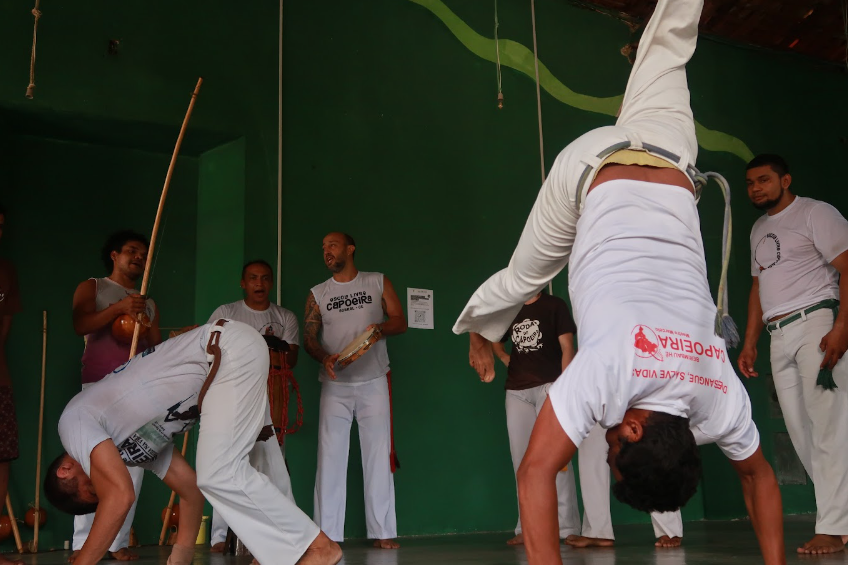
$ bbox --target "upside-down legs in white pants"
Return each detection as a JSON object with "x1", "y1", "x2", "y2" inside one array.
[{"x1": 196, "y1": 323, "x2": 319, "y2": 565}]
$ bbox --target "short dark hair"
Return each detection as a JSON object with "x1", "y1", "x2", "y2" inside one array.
[
  {"x1": 342, "y1": 233, "x2": 356, "y2": 259},
  {"x1": 611, "y1": 412, "x2": 701, "y2": 513},
  {"x1": 101, "y1": 230, "x2": 149, "y2": 273},
  {"x1": 241, "y1": 259, "x2": 274, "y2": 280},
  {"x1": 746, "y1": 154, "x2": 789, "y2": 177},
  {"x1": 44, "y1": 453, "x2": 99, "y2": 515}
]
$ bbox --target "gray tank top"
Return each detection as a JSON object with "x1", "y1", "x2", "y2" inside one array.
[{"x1": 311, "y1": 271, "x2": 389, "y2": 383}]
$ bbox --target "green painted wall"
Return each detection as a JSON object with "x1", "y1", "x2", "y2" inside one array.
[{"x1": 0, "y1": 0, "x2": 846, "y2": 550}]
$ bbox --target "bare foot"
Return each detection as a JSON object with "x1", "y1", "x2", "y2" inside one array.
[
  {"x1": 0, "y1": 555, "x2": 25, "y2": 565},
  {"x1": 655, "y1": 536, "x2": 682, "y2": 548},
  {"x1": 798, "y1": 534, "x2": 846, "y2": 554},
  {"x1": 109, "y1": 548, "x2": 139, "y2": 561},
  {"x1": 564, "y1": 535, "x2": 614, "y2": 548},
  {"x1": 210, "y1": 542, "x2": 226, "y2": 553},
  {"x1": 506, "y1": 534, "x2": 524, "y2": 546},
  {"x1": 68, "y1": 550, "x2": 80, "y2": 563},
  {"x1": 373, "y1": 539, "x2": 400, "y2": 549},
  {"x1": 296, "y1": 531, "x2": 342, "y2": 565}
]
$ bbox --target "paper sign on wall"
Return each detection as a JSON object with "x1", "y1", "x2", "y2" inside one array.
[{"x1": 407, "y1": 288, "x2": 434, "y2": 330}]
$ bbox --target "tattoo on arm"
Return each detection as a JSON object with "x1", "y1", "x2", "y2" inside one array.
[{"x1": 304, "y1": 292, "x2": 330, "y2": 362}]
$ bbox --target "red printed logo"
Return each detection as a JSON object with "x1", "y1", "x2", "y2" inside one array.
[{"x1": 632, "y1": 326, "x2": 664, "y2": 361}]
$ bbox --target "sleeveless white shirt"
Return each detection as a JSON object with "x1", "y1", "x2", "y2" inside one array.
[{"x1": 311, "y1": 272, "x2": 389, "y2": 383}]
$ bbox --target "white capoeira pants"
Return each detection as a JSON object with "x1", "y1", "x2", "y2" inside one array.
[
  {"x1": 73, "y1": 465, "x2": 143, "y2": 552},
  {"x1": 769, "y1": 308, "x2": 848, "y2": 535},
  {"x1": 73, "y1": 382, "x2": 143, "y2": 552},
  {"x1": 313, "y1": 376, "x2": 396, "y2": 542},
  {"x1": 196, "y1": 323, "x2": 319, "y2": 565},
  {"x1": 210, "y1": 419, "x2": 295, "y2": 546},
  {"x1": 452, "y1": 0, "x2": 702, "y2": 340},
  {"x1": 506, "y1": 384, "x2": 580, "y2": 538},
  {"x1": 579, "y1": 425, "x2": 683, "y2": 540}
]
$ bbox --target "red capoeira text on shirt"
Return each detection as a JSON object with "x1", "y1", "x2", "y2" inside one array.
[{"x1": 632, "y1": 325, "x2": 727, "y2": 364}]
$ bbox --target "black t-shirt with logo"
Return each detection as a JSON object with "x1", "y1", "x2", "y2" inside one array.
[{"x1": 500, "y1": 294, "x2": 577, "y2": 391}]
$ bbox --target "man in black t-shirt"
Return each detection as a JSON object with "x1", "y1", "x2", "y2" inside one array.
[{"x1": 490, "y1": 292, "x2": 579, "y2": 546}]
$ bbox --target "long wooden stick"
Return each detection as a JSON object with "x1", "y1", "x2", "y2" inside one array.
[
  {"x1": 129, "y1": 77, "x2": 203, "y2": 358},
  {"x1": 32, "y1": 311, "x2": 47, "y2": 552},
  {"x1": 5, "y1": 494, "x2": 22, "y2": 554},
  {"x1": 158, "y1": 432, "x2": 190, "y2": 545}
]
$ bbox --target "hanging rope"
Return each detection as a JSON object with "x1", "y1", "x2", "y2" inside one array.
[
  {"x1": 529, "y1": 0, "x2": 553, "y2": 296},
  {"x1": 495, "y1": 0, "x2": 504, "y2": 108},
  {"x1": 26, "y1": 0, "x2": 42, "y2": 99},
  {"x1": 530, "y1": 0, "x2": 545, "y2": 183}
]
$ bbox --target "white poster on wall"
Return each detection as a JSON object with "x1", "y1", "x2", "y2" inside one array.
[{"x1": 407, "y1": 288, "x2": 434, "y2": 330}]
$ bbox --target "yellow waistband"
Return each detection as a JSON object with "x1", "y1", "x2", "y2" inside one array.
[{"x1": 598, "y1": 148, "x2": 676, "y2": 171}]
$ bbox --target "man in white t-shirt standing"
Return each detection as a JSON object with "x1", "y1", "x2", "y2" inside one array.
[
  {"x1": 738, "y1": 154, "x2": 848, "y2": 555},
  {"x1": 207, "y1": 260, "x2": 301, "y2": 552},
  {"x1": 304, "y1": 233, "x2": 407, "y2": 549},
  {"x1": 452, "y1": 0, "x2": 785, "y2": 563},
  {"x1": 45, "y1": 322, "x2": 341, "y2": 565}
]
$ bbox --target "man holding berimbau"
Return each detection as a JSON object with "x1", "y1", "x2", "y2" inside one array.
[{"x1": 304, "y1": 232, "x2": 406, "y2": 549}]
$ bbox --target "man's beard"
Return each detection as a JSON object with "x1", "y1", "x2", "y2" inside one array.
[
  {"x1": 328, "y1": 258, "x2": 345, "y2": 273},
  {"x1": 752, "y1": 188, "x2": 784, "y2": 211}
]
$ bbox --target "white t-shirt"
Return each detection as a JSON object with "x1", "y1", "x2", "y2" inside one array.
[
  {"x1": 208, "y1": 300, "x2": 299, "y2": 345},
  {"x1": 549, "y1": 180, "x2": 759, "y2": 461},
  {"x1": 750, "y1": 196, "x2": 848, "y2": 322},
  {"x1": 58, "y1": 324, "x2": 213, "y2": 479}
]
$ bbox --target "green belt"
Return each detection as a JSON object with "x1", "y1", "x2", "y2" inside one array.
[{"x1": 766, "y1": 299, "x2": 839, "y2": 333}]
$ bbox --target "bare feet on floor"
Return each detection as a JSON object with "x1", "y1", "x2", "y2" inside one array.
[
  {"x1": 0, "y1": 554, "x2": 25, "y2": 565},
  {"x1": 68, "y1": 551, "x2": 80, "y2": 563},
  {"x1": 296, "y1": 531, "x2": 342, "y2": 565},
  {"x1": 797, "y1": 534, "x2": 846, "y2": 554},
  {"x1": 655, "y1": 536, "x2": 682, "y2": 548},
  {"x1": 564, "y1": 535, "x2": 614, "y2": 548},
  {"x1": 210, "y1": 542, "x2": 226, "y2": 553},
  {"x1": 506, "y1": 534, "x2": 524, "y2": 546},
  {"x1": 109, "y1": 548, "x2": 139, "y2": 561},
  {"x1": 374, "y1": 539, "x2": 400, "y2": 549}
]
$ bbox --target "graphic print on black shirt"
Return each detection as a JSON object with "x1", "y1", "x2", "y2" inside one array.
[
  {"x1": 117, "y1": 394, "x2": 198, "y2": 466},
  {"x1": 502, "y1": 294, "x2": 577, "y2": 391},
  {"x1": 512, "y1": 319, "x2": 543, "y2": 353}
]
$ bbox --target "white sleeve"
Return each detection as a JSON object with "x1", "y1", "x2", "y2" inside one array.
[
  {"x1": 452, "y1": 158, "x2": 579, "y2": 342},
  {"x1": 547, "y1": 350, "x2": 615, "y2": 447},
  {"x1": 809, "y1": 202, "x2": 848, "y2": 263},
  {"x1": 58, "y1": 407, "x2": 112, "y2": 477},
  {"x1": 139, "y1": 445, "x2": 175, "y2": 480},
  {"x1": 283, "y1": 310, "x2": 300, "y2": 346},
  {"x1": 700, "y1": 391, "x2": 760, "y2": 461},
  {"x1": 207, "y1": 305, "x2": 226, "y2": 324}
]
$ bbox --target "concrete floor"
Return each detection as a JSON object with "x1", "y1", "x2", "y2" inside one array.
[{"x1": 6, "y1": 516, "x2": 847, "y2": 564}]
